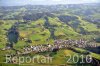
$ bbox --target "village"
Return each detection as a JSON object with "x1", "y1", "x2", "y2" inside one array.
[{"x1": 21, "y1": 39, "x2": 97, "y2": 54}]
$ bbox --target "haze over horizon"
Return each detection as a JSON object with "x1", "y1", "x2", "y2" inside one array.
[{"x1": 0, "y1": 0, "x2": 100, "y2": 6}]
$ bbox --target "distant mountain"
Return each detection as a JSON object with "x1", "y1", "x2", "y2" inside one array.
[{"x1": 0, "y1": 0, "x2": 100, "y2": 6}]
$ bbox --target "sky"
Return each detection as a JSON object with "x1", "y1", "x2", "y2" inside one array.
[{"x1": 0, "y1": 0, "x2": 100, "y2": 6}]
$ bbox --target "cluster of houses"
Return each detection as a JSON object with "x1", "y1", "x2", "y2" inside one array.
[
  {"x1": 1, "y1": 38, "x2": 97, "y2": 55},
  {"x1": 54, "y1": 39, "x2": 87, "y2": 48},
  {"x1": 54, "y1": 39, "x2": 97, "y2": 48},
  {"x1": 22, "y1": 39, "x2": 97, "y2": 54}
]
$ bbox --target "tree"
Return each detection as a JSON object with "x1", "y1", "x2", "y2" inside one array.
[{"x1": 7, "y1": 26, "x2": 19, "y2": 48}]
